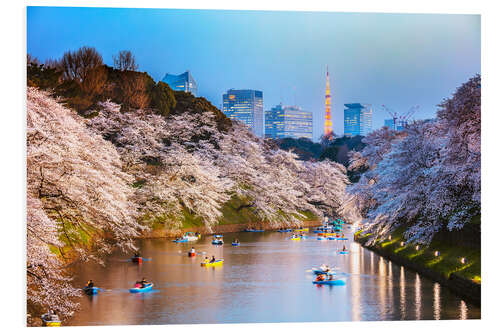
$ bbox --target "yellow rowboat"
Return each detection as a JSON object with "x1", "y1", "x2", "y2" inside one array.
[
  {"x1": 41, "y1": 313, "x2": 61, "y2": 327},
  {"x1": 43, "y1": 321, "x2": 61, "y2": 327},
  {"x1": 290, "y1": 237, "x2": 301, "y2": 241},
  {"x1": 201, "y1": 259, "x2": 224, "y2": 267},
  {"x1": 294, "y1": 228, "x2": 309, "y2": 232}
]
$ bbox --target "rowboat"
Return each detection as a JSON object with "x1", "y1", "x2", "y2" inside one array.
[
  {"x1": 41, "y1": 313, "x2": 61, "y2": 327},
  {"x1": 131, "y1": 256, "x2": 142, "y2": 263},
  {"x1": 83, "y1": 286, "x2": 100, "y2": 295},
  {"x1": 201, "y1": 259, "x2": 224, "y2": 267},
  {"x1": 313, "y1": 279, "x2": 346, "y2": 286},
  {"x1": 129, "y1": 283, "x2": 153, "y2": 293}
]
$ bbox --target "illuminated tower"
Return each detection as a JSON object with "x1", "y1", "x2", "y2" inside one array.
[{"x1": 324, "y1": 66, "x2": 333, "y2": 136}]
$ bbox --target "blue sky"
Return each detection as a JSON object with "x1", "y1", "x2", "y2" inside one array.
[{"x1": 27, "y1": 7, "x2": 480, "y2": 140}]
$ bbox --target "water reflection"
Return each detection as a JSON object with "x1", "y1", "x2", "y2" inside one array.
[
  {"x1": 378, "y1": 257, "x2": 386, "y2": 321},
  {"x1": 67, "y1": 230, "x2": 480, "y2": 326},
  {"x1": 400, "y1": 266, "x2": 406, "y2": 320},
  {"x1": 350, "y1": 242, "x2": 361, "y2": 321},
  {"x1": 415, "y1": 273, "x2": 422, "y2": 320},
  {"x1": 433, "y1": 283, "x2": 441, "y2": 320},
  {"x1": 460, "y1": 300, "x2": 468, "y2": 320}
]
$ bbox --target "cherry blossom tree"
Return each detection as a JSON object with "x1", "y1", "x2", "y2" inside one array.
[
  {"x1": 348, "y1": 75, "x2": 481, "y2": 244},
  {"x1": 88, "y1": 102, "x2": 233, "y2": 231},
  {"x1": 27, "y1": 88, "x2": 142, "y2": 317}
]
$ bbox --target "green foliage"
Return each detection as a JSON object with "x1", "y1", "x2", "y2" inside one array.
[
  {"x1": 27, "y1": 63, "x2": 62, "y2": 89},
  {"x1": 102, "y1": 66, "x2": 156, "y2": 111},
  {"x1": 368, "y1": 227, "x2": 481, "y2": 283},
  {"x1": 276, "y1": 137, "x2": 323, "y2": 160},
  {"x1": 143, "y1": 195, "x2": 318, "y2": 231},
  {"x1": 150, "y1": 81, "x2": 176, "y2": 117}
]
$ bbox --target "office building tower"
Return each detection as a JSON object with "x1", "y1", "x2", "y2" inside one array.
[
  {"x1": 222, "y1": 89, "x2": 264, "y2": 137},
  {"x1": 344, "y1": 103, "x2": 373, "y2": 136},
  {"x1": 161, "y1": 70, "x2": 198, "y2": 96},
  {"x1": 265, "y1": 104, "x2": 313, "y2": 139}
]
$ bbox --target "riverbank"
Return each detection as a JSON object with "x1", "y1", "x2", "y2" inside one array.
[
  {"x1": 142, "y1": 219, "x2": 323, "y2": 238},
  {"x1": 354, "y1": 230, "x2": 481, "y2": 306}
]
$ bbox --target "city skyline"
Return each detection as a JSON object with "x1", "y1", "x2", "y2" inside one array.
[{"x1": 27, "y1": 7, "x2": 480, "y2": 140}]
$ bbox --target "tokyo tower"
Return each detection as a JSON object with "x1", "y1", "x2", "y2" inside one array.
[{"x1": 324, "y1": 66, "x2": 333, "y2": 136}]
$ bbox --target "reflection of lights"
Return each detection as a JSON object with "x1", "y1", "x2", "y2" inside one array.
[
  {"x1": 350, "y1": 242, "x2": 361, "y2": 321},
  {"x1": 400, "y1": 266, "x2": 406, "y2": 319},
  {"x1": 460, "y1": 300, "x2": 468, "y2": 320},
  {"x1": 415, "y1": 274, "x2": 421, "y2": 320},
  {"x1": 370, "y1": 252, "x2": 374, "y2": 275},
  {"x1": 460, "y1": 257, "x2": 466, "y2": 264},
  {"x1": 433, "y1": 283, "x2": 441, "y2": 320},
  {"x1": 378, "y1": 257, "x2": 386, "y2": 276},
  {"x1": 434, "y1": 251, "x2": 440, "y2": 257},
  {"x1": 378, "y1": 257, "x2": 387, "y2": 320}
]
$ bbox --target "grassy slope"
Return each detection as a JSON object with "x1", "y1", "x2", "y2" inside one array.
[
  {"x1": 355, "y1": 226, "x2": 481, "y2": 284},
  {"x1": 149, "y1": 196, "x2": 318, "y2": 230}
]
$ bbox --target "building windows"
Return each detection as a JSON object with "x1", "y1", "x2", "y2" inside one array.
[
  {"x1": 161, "y1": 70, "x2": 198, "y2": 96},
  {"x1": 222, "y1": 89, "x2": 264, "y2": 137},
  {"x1": 265, "y1": 104, "x2": 313, "y2": 139},
  {"x1": 344, "y1": 103, "x2": 373, "y2": 137}
]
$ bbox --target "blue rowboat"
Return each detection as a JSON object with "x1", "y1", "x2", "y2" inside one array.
[
  {"x1": 212, "y1": 240, "x2": 224, "y2": 245},
  {"x1": 129, "y1": 283, "x2": 153, "y2": 293},
  {"x1": 232, "y1": 242, "x2": 240, "y2": 246},
  {"x1": 313, "y1": 279, "x2": 346, "y2": 286},
  {"x1": 339, "y1": 238, "x2": 349, "y2": 240},
  {"x1": 173, "y1": 238, "x2": 188, "y2": 243},
  {"x1": 277, "y1": 229, "x2": 292, "y2": 233},
  {"x1": 317, "y1": 237, "x2": 327, "y2": 240},
  {"x1": 83, "y1": 286, "x2": 100, "y2": 295},
  {"x1": 339, "y1": 251, "x2": 349, "y2": 254},
  {"x1": 327, "y1": 237, "x2": 337, "y2": 240}
]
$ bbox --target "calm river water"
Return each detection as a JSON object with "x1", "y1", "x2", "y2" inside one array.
[{"x1": 68, "y1": 228, "x2": 480, "y2": 325}]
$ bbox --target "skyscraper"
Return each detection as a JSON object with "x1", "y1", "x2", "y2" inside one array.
[
  {"x1": 384, "y1": 118, "x2": 407, "y2": 131},
  {"x1": 344, "y1": 103, "x2": 373, "y2": 137},
  {"x1": 324, "y1": 66, "x2": 333, "y2": 136},
  {"x1": 222, "y1": 89, "x2": 264, "y2": 137},
  {"x1": 161, "y1": 70, "x2": 198, "y2": 96},
  {"x1": 265, "y1": 104, "x2": 313, "y2": 140}
]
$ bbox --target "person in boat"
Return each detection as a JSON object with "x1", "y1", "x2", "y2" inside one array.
[
  {"x1": 234, "y1": 238, "x2": 239, "y2": 243},
  {"x1": 134, "y1": 252, "x2": 141, "y2": 258},
  {"x1": 342, "y1": 245, "x2": 347, "y2": 252},
  {"x1": 135, "y1": 281, "x2": 141, "y2": 288},
  {"x1": 86, "y1": 280, "x2": 94, "y2": 288},
  {"x1": 210, "y1": 255, "x2": 216, "y2": 263},
  {"x1": 189, "y1": 247, "x2": 195, "y2": 254},
  {"x1": 140, "y1": 277, "x2": 149, "y2": 288},
  {"x1": 316, "y1": 274, "x2": 325, "y2": 282}
]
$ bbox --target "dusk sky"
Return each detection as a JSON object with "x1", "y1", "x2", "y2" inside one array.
[{"x1": 27, "y1": 7, "x2": 480, "y2": 141}]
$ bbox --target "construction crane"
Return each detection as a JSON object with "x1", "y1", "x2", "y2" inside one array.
[{"x1": 382, "y1": 104, "x2": 419, "y2": 130}]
